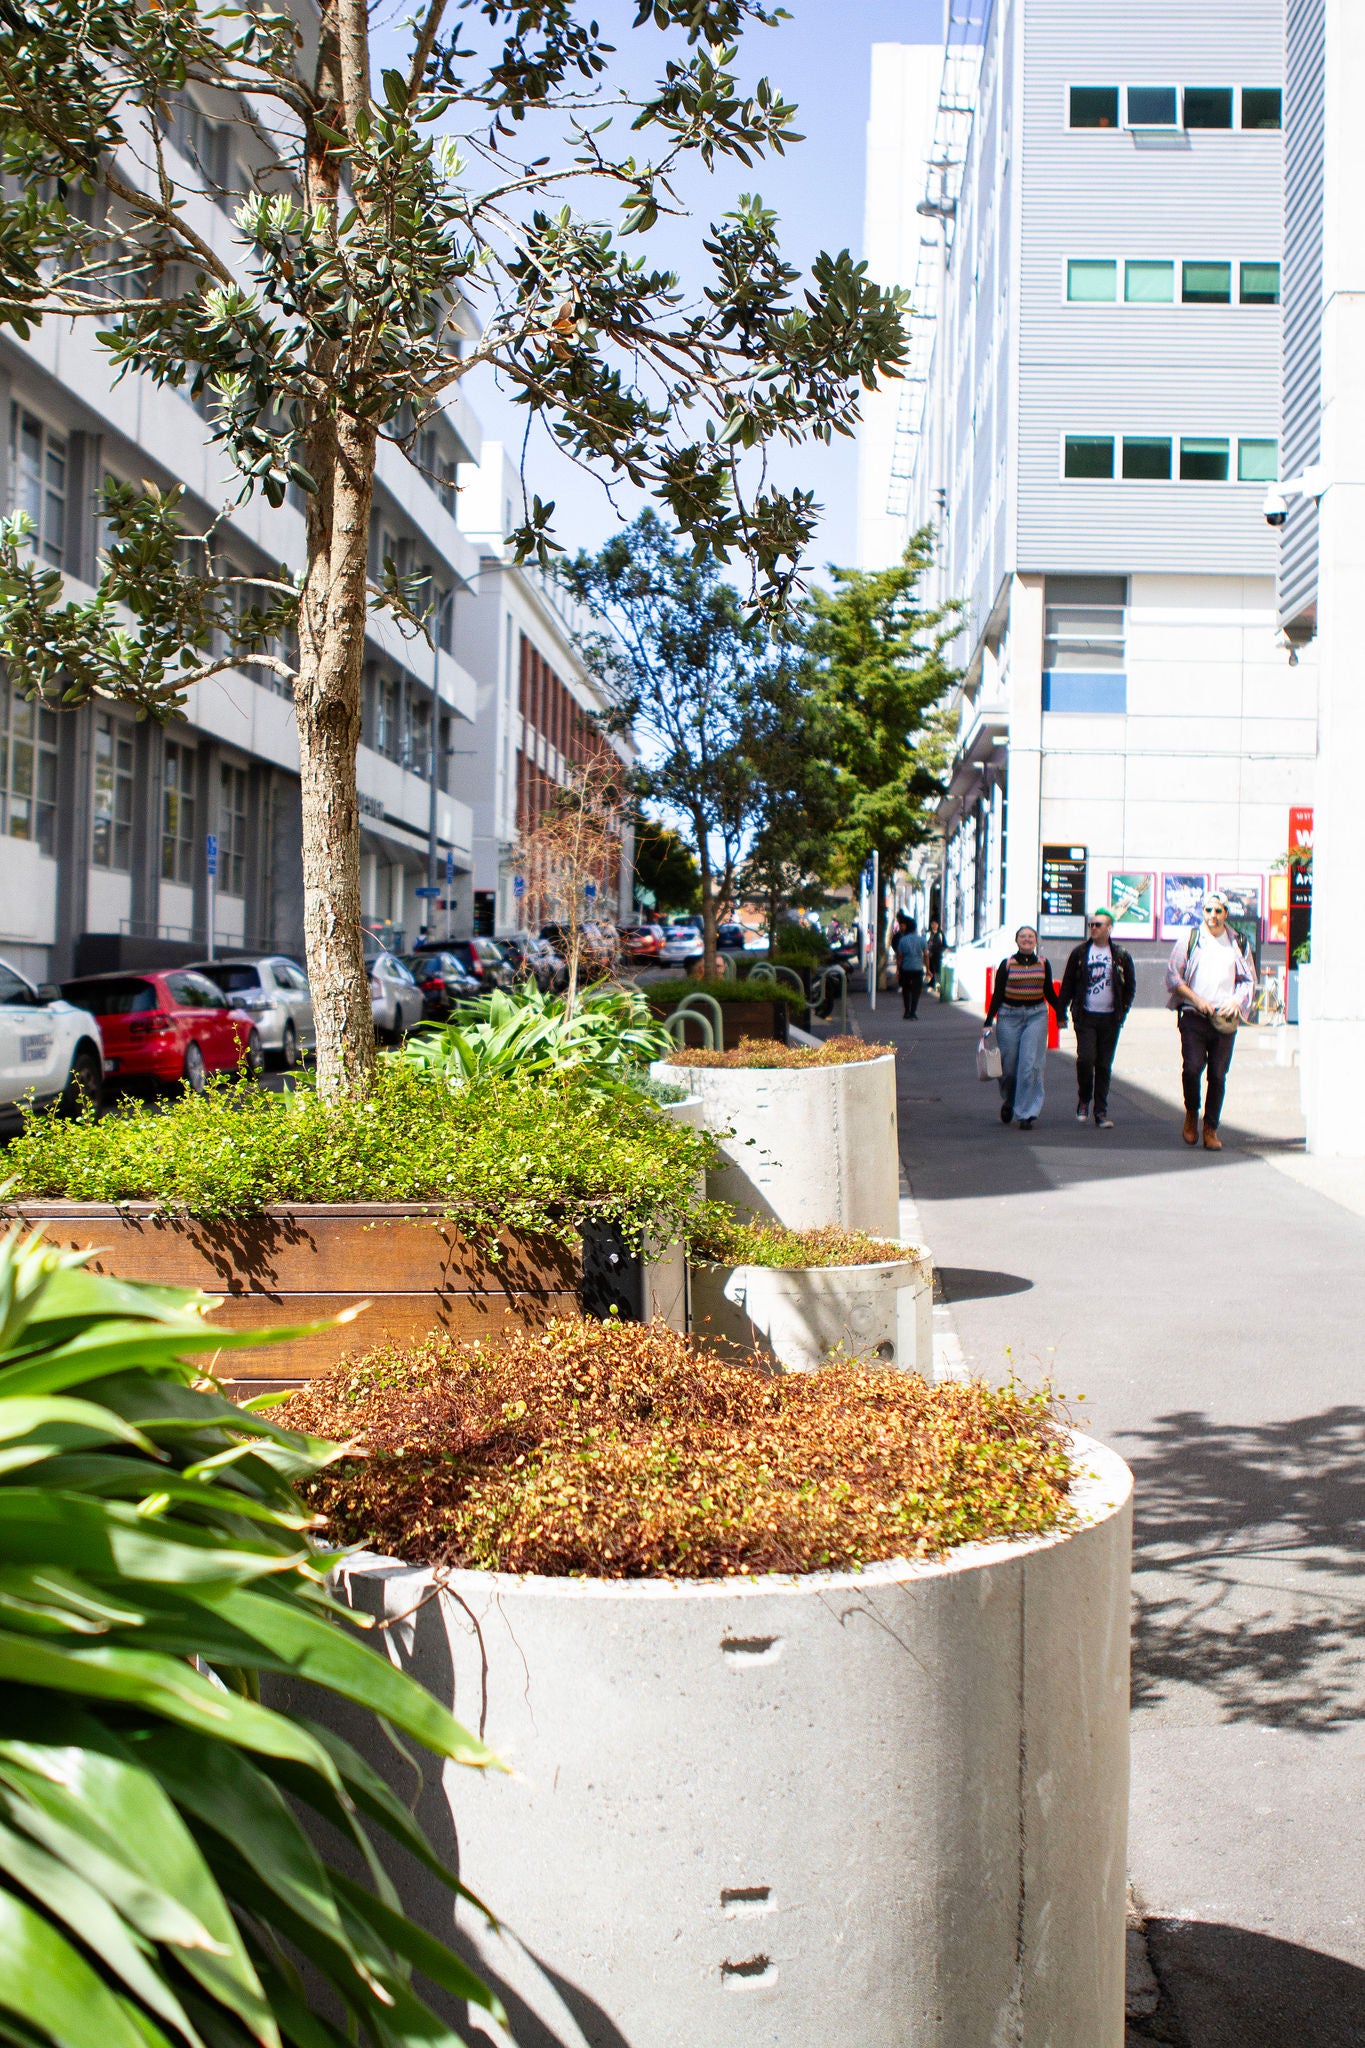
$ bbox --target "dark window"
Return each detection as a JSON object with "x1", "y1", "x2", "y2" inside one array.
[
  {"x1": 0, "y1": 965, "x2": 33, "y2": 1005},
  {"x1": 92, "y1": 714, "x2": 134, "y2": 871},
  {"x1": 1241, "y1": 87, "x2": 1282, "y2": 130},
  {"x1": 1122, "y1": 436, "x2": 1173, "y2": 480},
  {"x1": 1179, "y1": 437, "x2": 1230, "y2": 482},
  {"x1": 1183, "y1": 86, "x2": 1234, "y2": 129},
  {"x1": 161, "y1": 740, "x2": 196, "y2": 883},
  {"x1": 1183, "y1": 261, "x2": 1232, "y2": 305},
  {"x1": 1063, "y1": 435, "x2": 1115, "y2": 479},
  {"x1": 1069, "y1": 86, "x2": 1119, "y2": 129},
  {"x1": 62, "y1": 978, "x2": 157, "y2": 1015},
  {"x1": 1127, "y1": 85, "x2": 1177, "y2": 126},
  {"x1": 1240, "y1": 261, "x2": 1280, "y2": 305},
  {"x1": 219, "y1": 762, "x2": 248, "y2": 895}
]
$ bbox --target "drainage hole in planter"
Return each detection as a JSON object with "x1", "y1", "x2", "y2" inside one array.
[
  {"x1": 876, "y1": 1341, "x2": 894, "y2": 1360},
  {"x1": 720, "y1": 1955, "x2": 776, "y2": 1989},
  {"x1": 720, "y1": 1635, "x2": 782, "y2": 1662},
  {"x1": 721, "y1": 1886, "x2": 774, "y2": 1916}
]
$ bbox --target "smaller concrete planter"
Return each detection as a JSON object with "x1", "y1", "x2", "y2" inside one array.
[
  {"x1": 654, "y1": 1051, "x2": 898, "y2": 1237},
  {"x1": 690, "y1": 1250, "x2": 931, "y2": 1373}
]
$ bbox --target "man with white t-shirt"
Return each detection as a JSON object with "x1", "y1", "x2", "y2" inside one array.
[
  {"x1": 1165, "y1": 890, "x2": 1257, "y2": 1151},
  {"x1": 1058, "y1": 909, "x2": 1136, "y2": 1128}
]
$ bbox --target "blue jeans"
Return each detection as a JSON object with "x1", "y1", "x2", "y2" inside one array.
[{"x1": 996, "y1": 1004, "x2": 1049, "y2": 1121}]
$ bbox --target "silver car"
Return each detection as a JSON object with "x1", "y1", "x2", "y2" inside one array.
[
  {"x1": 366, "y1": 952, "x2": 421, "y2": 1042},
  {"x1": 188, "y1": 956, "x2": 315, "y2": 1071},
  {"x1": 657, "y1": 921, "x2": 704, "y2": 967}
]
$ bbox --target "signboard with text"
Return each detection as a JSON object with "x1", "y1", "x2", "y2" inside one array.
[
  {"x1": 1288, "y1": 805, "x2": 1313, "y2": 963},
  {"x1": 1039, "y1": 844, "x2": 1087, "y2": 939}
]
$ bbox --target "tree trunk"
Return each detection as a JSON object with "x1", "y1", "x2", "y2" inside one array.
[
  {"x1": 295, "y1": 408, "x2": 379, "y2": 1096},
  {"x1": 699, "y1": 854, "x2": 718, "y2": 981}
]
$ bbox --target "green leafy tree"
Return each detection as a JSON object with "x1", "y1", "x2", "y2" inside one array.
[
  {"x1": 0, "y1": 0, "x2": 907, "y2": 1096},
  {"x1": 802, "y1": 532, "x2": 961, "y2": 969},
  {"x1": 633, "y1": 820, "x2": 701, "y2": 917}
]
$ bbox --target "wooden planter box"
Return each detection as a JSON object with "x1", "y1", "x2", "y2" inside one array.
[
  {"x1": 7, "y1": 1202, "x2": 591, "y2": 1398},
  {"x1": 649, "y1": 996, "x2": 789, "y2": 1048}
]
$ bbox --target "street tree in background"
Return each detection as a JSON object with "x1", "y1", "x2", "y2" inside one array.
[
  {"x1": 568, "y1": 511, "x2": 786, "y2": 978},
  {"x1": 514, "y1": 758, "x2": 623, "y2": 1015},
  {"x1": 802, "y1": 533, "x2": 962, "y2": 970},
  {"x1": 634, "y1": 821, "x2": 702, "y2": 918},
  {"x1": 0, "y1": 0, "x2": 909, "y2": 1093}
]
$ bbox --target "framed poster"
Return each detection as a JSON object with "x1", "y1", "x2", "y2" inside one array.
[
  {"x1": 1108, "y1": 871, "x2": 1155, "y2": 938},
  {"x1": 1160, "y1": 872, "x2": 1208, "y2": 940},
  {"x1": 1215, "y1": 873, "x2": 1263, "y2": 931},
  {"x1": 1268, "y1": 871, "x2": 1289, "y2": 945}
]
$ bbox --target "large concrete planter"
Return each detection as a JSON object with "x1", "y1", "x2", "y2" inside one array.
[
  {"x1": 654, "y1": 1051, "x2": 898, "y2": 1237},
  {"x1": 298, "y1": 1436, "x2": 1131, "y2": 2048},
  {"x1": 690, "y1": 1250, "x2": 931, "y2": 1373}
]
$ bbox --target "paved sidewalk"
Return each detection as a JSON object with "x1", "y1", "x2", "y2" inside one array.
[{"x1": 865, "y1": 987, "x2": 1365, "y2": 2047}]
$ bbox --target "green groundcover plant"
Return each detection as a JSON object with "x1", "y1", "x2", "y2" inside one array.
[
  {"x1": 0, "y1": 1226, "x2": 507, "y2": 2048},
  {"x1": 7, "y1": 1068, "x2": 712, "y2": 1247},
  {"x1": 390, "y1": 985, "x2": 671, "y2": 1093},
  {"x1": 643, "y1": 976, "x2": 793, "y2": 1009}
]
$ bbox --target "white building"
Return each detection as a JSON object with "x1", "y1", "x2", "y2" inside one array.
[{"x1": 863, "y1": 0, "x2": 1317, "y2": 1003}]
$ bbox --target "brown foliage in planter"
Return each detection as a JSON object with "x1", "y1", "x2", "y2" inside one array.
[
  {"x1": 286, "y1": 1317, "x2": 1072, "y2": 1579},
  {"x1": 663, "y1": 1034, "x2": 892, "y2": 1069},
  {"x1": 688, "y1": 1218, "x2": 925, "y2": 1270}
]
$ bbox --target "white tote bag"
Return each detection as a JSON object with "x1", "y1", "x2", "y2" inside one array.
[{"x1": 976, "y1": 1028, "x2": 1003, "y2": 1081}]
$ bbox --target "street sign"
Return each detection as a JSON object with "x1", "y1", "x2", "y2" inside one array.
[
  {"x1": 584, "y1": 881, "x2": 597, "y2": 899},
  {"x1": 635, "y1": 885, "x2": 657, "y2": 908},
  {"x1": 1039, "y1": 844, "x2": 1087, "y2": 939},
  {"x1": 445, "y1": 850, "x2": 455, "y2": 883},
  {"x1": 512, "y1": 874, "x2": 526, "y2": 899},
  {"x1": 205, "y1": 833, "x2": 218, "y2": 878},
  {"x1": 415, "y1": 885, "x2": 440, "y2": 899}
]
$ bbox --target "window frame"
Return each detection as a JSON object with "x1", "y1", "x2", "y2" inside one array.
[
  {"x1": 92, "y1": 711, "x2": 135, "y2": 872},
  {"x1": 1182, "y1": 85, "x2": 1235, "y2": 130},
  {"x1": 1239, "y1": 260, "x2": 1281, "y2": 306},
  {"x1": 1065, "y1": 258, "x2": 1118, "y2": 304},
  {"x1": 1121, "y1": 436, "x2": 1174, "y2": 482},
  {"x1": 161, "y1": 739, "x2": 197, "y2": 886},
  {"x1": 1182, "y1": 260, "x2": 1234, "y2": 306},
  {"x1": 1124, "y1": 260, "x2": 1176, "y2": 305},
  {"x1": 1237, "y1": 438, "x2": 1279, "y2": 483},
  {"x1": 0, "y1": 682, "x2": 59, "y2": 855},
  {"x1": 1178, "y1": 436, "x2": 1231, "y2": 483},
  {"x1": 9, "y1": 403, "x2": 67, "y2": 570},
  {"x1": 1125, "y1": 84, "x2": 1178, "y2": 130},
  {"x1": 219, "y1": 759, "x2": 248, "y2": 897},
  {"x1": 1240, "y1": 87, "x2": 1282, "y2": 131},
  {"x1": 1062, "y1": 435, "x2": 1116, "y2": 482},
  {"x1": 1068, "y1": 85, "x2": 1120, "y2": 131}
]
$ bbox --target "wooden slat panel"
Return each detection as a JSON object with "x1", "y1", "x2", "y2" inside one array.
[{"x1": 202, "y1": 1289, "x2": 581, "y2": 1380}]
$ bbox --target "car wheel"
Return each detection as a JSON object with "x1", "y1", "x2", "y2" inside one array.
[
  {"x1": 279, "y1": 1020, "x2": 298, "y2": 1071},
  {"x1": 182, "y1": 1042, "x2": 207, "y2": 1094},
  {"x1": 244, "y1": 1028, "x2": 265, "y2": 1079},
  {"x1": 58, "y1": 1043, "x2": 103, "y2": 1119}
]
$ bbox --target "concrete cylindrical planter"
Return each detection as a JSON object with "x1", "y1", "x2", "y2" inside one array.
[
  {"x1": 654, "y1": 1052, "x2": 899, "y2": 1237},
  {"x1": 299, "y1": 1437, "x2": 1131, "y2": 2048},
  {"x1": 690, "y1": 1251, "x2": 931, "y2": 1373}
]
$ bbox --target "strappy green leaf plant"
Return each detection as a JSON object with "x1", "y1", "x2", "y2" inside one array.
[{"x1": 390, "y1": 983, "x2": 671, "y2": 1093}]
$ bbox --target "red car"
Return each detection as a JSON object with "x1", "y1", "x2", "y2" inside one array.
[{"x1": 60, "y1": 968, "x2": 264, "y2": 1092}]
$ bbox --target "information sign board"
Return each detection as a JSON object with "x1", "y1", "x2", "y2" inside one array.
[{"x1": 1039, "y1": 844, "x2": 1087, "y2": 939}]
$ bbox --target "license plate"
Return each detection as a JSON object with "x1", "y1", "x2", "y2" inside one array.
[
  {"x1": 20, "y1": 1035, "x2": 50, "y2": 1064},
  {"x1": 103, "y1": 1057, "x2": 119, "y2": 1074}
]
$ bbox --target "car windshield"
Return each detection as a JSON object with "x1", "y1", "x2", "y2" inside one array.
[{"x1": 62, "y1": 977, "x2": 157, "y2": 1015}]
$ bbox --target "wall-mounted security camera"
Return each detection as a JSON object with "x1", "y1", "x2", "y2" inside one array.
[
  {"x1": 1263, "y1": 489, "x2": 1289, "y2": 527},
  {"x1": 1264, "y1": 464, "x2": 1327, "y2": 527}
]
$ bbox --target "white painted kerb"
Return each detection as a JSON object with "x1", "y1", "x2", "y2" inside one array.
[{"x1": 307, "y1": 1436, "x2": 1132, "y2": 2048}]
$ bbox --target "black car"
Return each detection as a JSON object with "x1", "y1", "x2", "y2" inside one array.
[
  {"x1": 410, "y1": 936, "x2": 514, "y2": 991},
  {"x1": 716, "y1": 923, "x2": 750, "y2": 951},
  {"x1": 400, "y1": 950, "x2": 482, "y2": 1019}
]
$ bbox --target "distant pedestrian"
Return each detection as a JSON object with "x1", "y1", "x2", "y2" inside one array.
[
  {"x1": 895, "y1": 919, "x2": 927, "y2": 1018},
  {"x1": 1165, "y1": 889, "x2": 1256, "y2": 1151},
  {"x1": 925, "y1": 919, "x2": 945, "y2": 994},
  {"x1": 1058, "y1": 909, "x2": 1136, "y2": 1128},
  {"x1": 984, "y1": 926, "x2": 1063, "y2": 1129}
]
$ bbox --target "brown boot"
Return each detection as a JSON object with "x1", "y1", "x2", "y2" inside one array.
[
  {"x1": 1203, "y1": 1123, "x2": 1223, "y2": 1151},
  {"x1": 1182, "y1": 1110, "x2": 1198, "y2": 1145}
]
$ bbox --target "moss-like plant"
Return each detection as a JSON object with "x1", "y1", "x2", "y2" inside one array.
[
  {"x1": 287, "y1": 1317, "x2": 1073, "y2": 1579},
  {"x1": 665, "y1": 1035, "x2": 892, "y2": 1070},
  {"x1": 7, "y1": 1067, "x2": 712, "y2": 1247},
  {"x1": 689, "y1": 1215, "x2": 924, "y2": 1270}
]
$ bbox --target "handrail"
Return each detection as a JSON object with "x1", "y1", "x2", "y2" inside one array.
[
  {"x1": 767, "y1": 965, "x2": 808, "y2": 1000},
  {"x1": 673, "y1": 990, "x2": 726, "y2": 1046},
  {"x1": 814, "y1": 965, "x2": 848, "y2": 1032},
  {"x1": 747, "y1": 963, "x2": 776, "y2": 983},
  {"x1": 663, "y1": 1006, "x2": 714, "y2": 1050}
]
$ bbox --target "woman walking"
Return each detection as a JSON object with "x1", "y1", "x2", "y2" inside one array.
[{"x1": 985, "y1": 925, "x2": 1062, "y2": 1129}]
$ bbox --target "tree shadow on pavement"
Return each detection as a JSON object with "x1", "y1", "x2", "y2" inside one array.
[
  {"x1": 1129, "y1": 1918, "x2": 1365, "y2": 2048},
  {"x1": 1122, "y1": 1407, "x2": 1365, "y2": 1728}
]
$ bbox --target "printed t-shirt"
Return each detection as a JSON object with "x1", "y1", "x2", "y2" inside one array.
[{"x1": 1083, "y1": 944, "x2": 1115, "y2": 1014}]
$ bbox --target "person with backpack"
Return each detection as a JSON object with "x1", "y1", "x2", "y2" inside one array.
[
  {"x1": 984, "y1": 925, "x2": 1063, "y2": 1129},
  {"x1": 895, "y1": 918, "x2": 927, "y2": 1018},
  {"x1": 1057, "y1": 909, "x2": 1137, "y2": 1128},
  {"x1": 1165, "y1": 889, "x2": 1257, "y2": 1150}
]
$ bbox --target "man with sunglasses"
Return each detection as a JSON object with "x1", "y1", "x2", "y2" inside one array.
[{"x1": 1058, "y1": 908, "x2": 1136, "y2": 1129}]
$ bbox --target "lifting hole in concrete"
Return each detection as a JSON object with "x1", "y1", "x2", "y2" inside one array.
[
  {"x1": 721, "y1": 1886, "x2": 774, "y2": 1915},
  {"x1": 720, "y1": 1955, "x2": 776, "y2": 1988},
  {"x1": 720, "y1": 1634, "x2": 782, "y2": 1662}
]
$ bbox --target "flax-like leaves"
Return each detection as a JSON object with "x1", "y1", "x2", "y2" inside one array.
[{"x1": 0, "y1": 1226, "x2": 505, "y2": 2048}]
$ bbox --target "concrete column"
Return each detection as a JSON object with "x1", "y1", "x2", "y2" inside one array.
[
  {"x1": 1004, "y1": 573, "x2": 1044, "y2": 935},
  {"x1": 1299, "y1": 0, "x2": 1365, "y2": 1155}
]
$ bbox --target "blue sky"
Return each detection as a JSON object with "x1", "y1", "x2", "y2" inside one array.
[{"x1": 456, "y1": 0, "x2": 943, "y2": 575}]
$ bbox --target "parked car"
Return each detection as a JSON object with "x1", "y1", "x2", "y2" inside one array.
[
  {"x1": 620, "y1": 924, "x2": 666, "y2": 962},
  {"x1": 716, "y1": 923, "x2": 750, "y2": 951},
  {"x1": 185, "y1": 956, "x2": 315, "y2": 1070},
  {"x1": 60, "y1": 968, "x2": 262, "y2": 1092},
  {"x1": 0, "y1": 958, "x2": 104, "y2": 1126},
  {"x1": 657, "y1": 921, "x2": 704, "y2": 967},
  {"x1": 493, "y1": 933, "x2": 562, "y2": 992},
  {"x1": 400, "y1": 949, "x2": 482, "y2": 1020},
  {"x1": 412, "y1": 936, "x2": 515, "y2": 990},
  {"x1": 365, "y1": 952, "x2": 422, "y2": 1042},
  {"x1": 539, "y1": 922, "x2": 614, "y2": 980}
]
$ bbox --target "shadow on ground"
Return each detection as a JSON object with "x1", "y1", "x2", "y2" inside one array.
[
  {"x1": 1129, "y1": 1918, "x2": 1365, "y2": 2047},
  {"x1": 934, "y1": 1266, "x2": 1033, "y2": 1301},
  {"x1": 1124, "y1": 1406, "x2": 1365, "y2": 1728}
]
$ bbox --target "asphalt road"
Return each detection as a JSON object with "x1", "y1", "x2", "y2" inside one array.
[{"x1": 869, "y1": 985, "x2": 1365, "y2": 2048}]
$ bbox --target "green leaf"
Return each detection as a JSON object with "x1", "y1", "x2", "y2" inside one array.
[{"x1": 0, "y1": 1888, "x2": 169, "y2": 2048}]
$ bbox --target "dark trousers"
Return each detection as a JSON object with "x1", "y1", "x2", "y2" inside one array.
[
  {"x1": 1075, "y1": 1010, "x2": 1122, "y2": 1116},
  {"x1": 1179, "y1": 1010, "x2": 1236, "y2": 1127},
  {"x1": 900, "y1": 970, "x2": 924, "y2": 1017}
]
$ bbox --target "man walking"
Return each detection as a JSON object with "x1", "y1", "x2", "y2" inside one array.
[
  {"x1": 1058, "y1": 909, "x2": 1136, "y2": 1128},
  {"x1": 895, "y1": 919, "x2": 927, "y2": 1019},
  {"x1": 1166, "y1": 889, "x2": 1256, "y2": 1150}
]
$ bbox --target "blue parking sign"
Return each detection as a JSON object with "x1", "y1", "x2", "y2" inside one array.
[{"x1": 206, "y1": 834, "x2": 218, "y2": 877}]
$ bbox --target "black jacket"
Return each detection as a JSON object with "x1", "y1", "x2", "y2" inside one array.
[{"x1": 1058, "y1": 940, "x2": 1136, "y2": 1029}]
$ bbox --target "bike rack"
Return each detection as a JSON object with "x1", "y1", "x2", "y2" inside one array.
[
  {"x1": 663, "y1": 1006, "x2": 715, "y2": 1051},
  {"x1": 672, "y1": 989, "x2": 726, "y2": 1047}
]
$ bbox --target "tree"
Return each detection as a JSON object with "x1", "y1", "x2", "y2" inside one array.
[
  {"x1": 0, "y1": 0, "x2": 909, "y2": 1095},
  {"x1": 514, "y1": 756, "x2": 623, "y2": 1013},
  {"x1": 802, "y1": 532, "x2": 962, "y2": 971},
  {"x1": 567, "y1": 510, "x2": 786, "y2": 978},
  {"x1": 633, "y1": 820, "x2": 701, "y2": 917}
]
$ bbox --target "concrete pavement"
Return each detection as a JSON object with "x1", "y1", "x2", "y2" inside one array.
[{"x1": 865, "y1": 985, "x2": 1365, "y2": 2047}]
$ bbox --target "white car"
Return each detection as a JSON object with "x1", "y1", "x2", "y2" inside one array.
[
  {"x1": 657, "y1": 922, "x2": 705, "y2": 967},
  {"x1": 365, "y1": 952, "x2": 421, "y2": 1042},
  {"x1": 0, "y1": 957, "x2": 104, "y2": 1127}
]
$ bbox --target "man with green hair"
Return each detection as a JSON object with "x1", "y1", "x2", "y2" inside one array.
[{"x1": 1057, "y1": 908, "x2": 1137, "y2": 1128}]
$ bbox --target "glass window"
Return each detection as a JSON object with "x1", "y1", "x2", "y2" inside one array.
[
  {"x1": 1063, "y1": 436, "x2": 1115, "y2": 479},
  {"x1": 1179, "y1": 437, "x2": 1230, "y2": 482},
  {"x1": 1125, "y1": 260, "x2": 1175, "y2": 303},
  {"x1": 92, "y1": 713, "x2": 134, "y2": 871},
  {"x1": 219, "y1": 762, "x2": 247, "y2": 895},
  {"x1": 1044, "y1": 592, "x2": 1126, "y2": 674},
  {"x1": 1127, "y1": 85, "x2": 1177, "y2": 127},
  {"x1": 9, "y1": 406, "x2": 66, "y2": 568},
  {"x1": 1070, "y1": 86, "x2": 1119, "y2": 129},
  {"x1": 0, "y1": 684, "x2": 59, "y2": 854},
  {"x1": 1066, "y1": 260, "x2": 1117, "y2": 303},
  {"x1": 161, "y1": 740, "x2": 197, "y2": 884},
  {"x1": 0, "y1": 965, "x2": 33, "y2": 1004},
  {"x1": 1183, "y1": 261, "x2": 1233, "y2": 304},
  {"x1": 61, "y1": 977, "x2": 157, "y2": 1015},
  {"x1": 1122, "y1": 437, "x2": 1173, "y2": 480},
  {"x1": 1240, "y1": 261, "x2": 1280, "y2": 305},
  {"x1": 1241, "y1": 87, "x2": 1282, "y2": 130},
  {"x1": 1183, "y1": 87, "x2": 1234, "y2": 129},
  {"x1": 1238, "y1": 438, "x2": 1279, "y2": 482}
]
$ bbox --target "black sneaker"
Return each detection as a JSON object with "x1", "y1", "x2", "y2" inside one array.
[
  {"x1": 1019, "y1": 1117, "x2": 1036, "y2": 1130},
  {"x1": 1075, "y1": 1105, "x2": 1089, "y2": 1122},
  {"x1": 1095, "y1": 1115, "x2": 1115, "y2": 1129},
  {"x1": 1000, "y1": 1102, "x2": 1014, "y2": 1123}
]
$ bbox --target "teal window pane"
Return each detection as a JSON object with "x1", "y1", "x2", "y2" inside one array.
[
  {"x1": 1127, "y1": 85, "x2": 1176, "y2": 126},
  {"x1": 1070, "y1": 86, "x2": 1119, "y2": 128},
  {"x1": 1237, "y1": 438, "x2": 1278, "y2": 482},
  {"x1": 1240, "y1": 261, "x2": 1280, "y2": 305},
  {"x1": 1122, "y1": 437, "x2": 1172, "y2": 480},
  {"x1": 1179, "y1": 437, "x2": 1230, "y2": 482},
  {"x1": 1183, "y1": 86, "x2": 1233, "y2": 129},
  {"x1": 1183, "y1": 261, "x2": 1232, "y2": 304},
  {"x1": 1064, "y1": 436, "x2": 1115, "y2": 480},
  {"x1": 1241, "y1": 87, "x2": 1281, "y2": 130},
  {"x1": 1126, "y1": 260, "x2": 1175, "y2": 303},
  {"x1": 1067, "y1": 260, "x2": 1117, "y2": 303}
]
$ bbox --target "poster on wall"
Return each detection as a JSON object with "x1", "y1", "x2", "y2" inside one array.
[
  {"x1": 1108, "y1": 871, "x2": 1156, "y2": 938},
  {"x1": 1160, "y1": 873, "x2": 1208, "y2": 940},
  {"x1": 1215, "y1": 874, "x2": 1263, "y2": 931},
  {"x1": 1268, "y1": 871, "x2": 1289, "y2": 945}
]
